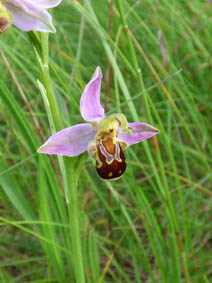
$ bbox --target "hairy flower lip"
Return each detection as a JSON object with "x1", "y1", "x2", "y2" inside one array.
[{"x1": 38, "y1": 66, "x2": 159, "y2": 179}]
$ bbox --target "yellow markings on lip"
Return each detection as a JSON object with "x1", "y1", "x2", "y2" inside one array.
[
  {"x1": 105, "y1": 159, "x2": 114, "y2": 165},
  {"x1": 93, "y1": 113, "x2": 130, "y2": 180},
  {"x1": 95, "y1": 151, "x2": 103, "y2": 168},
  {"x1": 96, "y1": 140, "x2": 127, "y2": 180}
]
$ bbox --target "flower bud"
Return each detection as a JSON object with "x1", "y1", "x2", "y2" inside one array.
[{"x1": 0, "y1": 4, "x2": 12, "y2": 34}]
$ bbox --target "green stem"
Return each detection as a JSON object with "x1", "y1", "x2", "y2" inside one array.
[
  {"x1": 39, "y1": 32, "x2": 85, "y2": 282},
  {"x1": 40, "y1": 32, "x2": 63, "y2": 131},
  {"x1": 66, "y1": 158, "x2": 85, "y2": 283}
]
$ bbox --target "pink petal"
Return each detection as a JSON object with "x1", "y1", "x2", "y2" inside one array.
[
  {"x1": 5, "y1": 0, "x2": 57, "y2": 32},
  {"x1": 80, "y1": 66, "x2": 105, "y2": 122},
  {"x1": 118, "y1": 122, "x2": 159, "y2": 146},
  {"x1": 35, "y1": 0, "x2": 62, "y2": 8},
  {"x1": 38, "y1": 124, "x2": 96, "y2": 157}
]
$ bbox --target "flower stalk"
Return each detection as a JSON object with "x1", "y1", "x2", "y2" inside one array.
[
  {"x1": 66, "y1": 158, "x2": 86, "y2": 283},
  {"x1": 40, "y1": 32, "x2": 62, "y2": 131},
  {"x1": 37, "y1": 32, "x2": 85, "y2": 283}
]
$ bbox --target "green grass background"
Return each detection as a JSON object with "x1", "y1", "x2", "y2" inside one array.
[{"x1": 0, "y1": 0, "x2": 211, "y2": 282}]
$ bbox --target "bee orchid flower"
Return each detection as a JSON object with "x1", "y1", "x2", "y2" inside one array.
[
  {"x1": 38, "y1": 67, "x2": 159, "y2": 180},
  {"x1": 0, "y1": 0, "x2": 62, "y2": 33}
]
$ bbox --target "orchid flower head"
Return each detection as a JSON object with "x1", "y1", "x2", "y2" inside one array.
[
  {"x1": 0, "y1": 0, "x2": 62, "y2": 33},
  {"x1": 38, "y1": 67, "x2": 160, "y2": 180}
]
